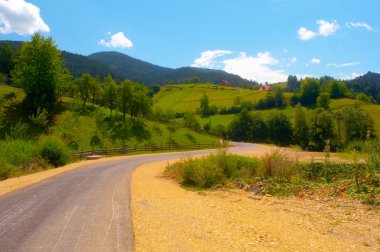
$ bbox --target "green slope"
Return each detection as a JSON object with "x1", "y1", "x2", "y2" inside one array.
[
  {"x1": 153, "y1": 84, "x2": 380, "y2": 134},
  {"x1": 153, "y1": 84, "x2": 284, "y2": 113}
]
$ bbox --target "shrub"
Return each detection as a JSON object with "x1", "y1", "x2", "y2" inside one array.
[
  {"x1": 39, "y1": 136, "x2": 70, "y2": 167},
  {"x1": 261, "y1": 150, "x2": 298, "y2": 181},
  {"x1": 165, "y1": 151, "x2": 262, "y2": 189}
]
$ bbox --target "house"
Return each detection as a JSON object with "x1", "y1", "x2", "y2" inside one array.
[{"x1": 260, "y1": 84, "x2": 272, "y2": 91}]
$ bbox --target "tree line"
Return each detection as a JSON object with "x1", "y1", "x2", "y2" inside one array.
[{"x1": 225, "y1": 105, "x2": 374, "y2": 151}]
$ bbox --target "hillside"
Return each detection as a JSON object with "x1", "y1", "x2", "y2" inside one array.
[
  {"x1": 88, "y1": 51, "x2": 252, "y2": 85},
  {"x1": 153, "y1": 84, "x2": 292, "y2": 112},
  {"x1": 153, "y1": 84, "x2": 380, "y2": 134},
  {"x1": 0, "y1": 41, "x2": 253, "y2": 86}
]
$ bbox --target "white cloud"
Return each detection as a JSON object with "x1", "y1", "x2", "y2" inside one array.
[
  {"x1": 343, "y1": 72, "x2": 363, "y2": 80},
  {"x1": 291, "y1": 57, "x2": 297, "y2": 64},
  {"x1": 191, "y1": 50, "x2": 288, "y2": 83},
  {"x1": 346, "y1": 22, "x2": 376, "y2": 32},
  {"x1": 317, "y1": 20, "x2": 339, "y2": 36},
  {"x1": 222, "y1": 52, "x2": 287, "y2": 83},
  {"x1": 327, "y1": 62, "x2": 360, "y2": 68},
  {"x1": 191, "y1": 50, "x2": 232, "y2": 68},
  {"x1": 297, "y1": 27, "x2": 317, "y2": 41},
  {"x1": 0, "y1": 0, "x2": 49, "y2": 35},
  {"x1": 99, "y1": 32, "x2": 133, "y2": 48},
  {"x1": 309, "y1": 58, "x2": 321, "y2": 65},
  {"x1": 297, "y1": 19, "x2": 339, "y2": 40}
]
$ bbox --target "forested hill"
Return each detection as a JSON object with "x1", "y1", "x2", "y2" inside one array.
[
  {"x1": 88, "y1": 51, "x2": 251, "y2": 85},
  {"x1": 0, "y1": 40, "x2": 253, "y2": 86},
  {"x1": 347, "y1": 71, "x2": 380, "y2": 101}
]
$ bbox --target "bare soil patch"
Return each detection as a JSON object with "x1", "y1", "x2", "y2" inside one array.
[{"x1": 131, "y1": 145, "x2": 379, "y2": 251}]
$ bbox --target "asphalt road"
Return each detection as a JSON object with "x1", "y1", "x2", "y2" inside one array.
[{"x1": 0, "y1": 142, "x2": 256, "y2": 252}]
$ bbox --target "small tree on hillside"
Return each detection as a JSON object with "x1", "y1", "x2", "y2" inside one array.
[
  {"x1": 293, "y1": 104, "x2": 309, "y2": 149},
  {"x1": 118, "y1": 80, "x2": 132, "y2": 121},
  {"x1": 199, "y1": 93, "x2": 210, "y2": 117},
  {"x1": 12, "y1": 33, "x2": 66, "y2": 115},
  {"x1": 103, "y1": 75, "x2": 117, "y2": 117},
  {"x1": 299, "y1": 78, "x2": 320, "y2": 106}
]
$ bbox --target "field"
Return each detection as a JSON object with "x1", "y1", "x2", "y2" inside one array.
[
  {"x1": 154, "y1": 84, "x2": 380, "y2": 133},
  {"x1": 153, "y1": 84, "x2": 293, "y2": 113}
]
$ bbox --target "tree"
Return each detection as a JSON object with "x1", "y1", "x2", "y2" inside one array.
[
  {"x1": 103, "y1": 75, "x2": 117, "y2": 116},
  {"x1": 251, "y1": 113, "x2": 267, "y2": 142},
  {"x1": 328, "y1": 80, "x2": 346, "y2": 99},
  {"x1": 299, "y1": 78, "x2": 320, "y2": 106},
  {"x1": 317, "y1": 92, "x2": 330, "y2": 109},
  {"x1": 118, "y1": 80, "x2": 132, "y2": 121},
  {"x1": 341, "y1": 105, "x2": 374, "y2": 143},
  {"x1": 127, "y1": 81, "x2": 152, "y2": 122},
  {"x1": 309, "y1": 109, "x2": 334, "y2": 151},
  {"x1": 183, "y1": 112, "x2": 200, "y2": 130},
  {"x1": 76, "y1": 73, "x2": 95, "y2": 108},
  {"x1": 12, "y1": 33, "x2": 66, "y2": 115},
  {"x1": 90, "y1": 77, "x2": 101, "y2": 108},
  {"x1": 293, "y1": 105, "x2": 309, "y2": 149},
  {"x1": 199, "y1": 93, "x2": 210, "y2": 117},
  {"x1": 285, "y1": 75, "x2": 300, "y2": 92},
  {"x1": 57, "y1": 69, "x2": 74, "y2": 102},
  {"x1": 229, "y1": 108, "x2": 253, "y2": 141},
  {"x1": 273, "y1": 88, "x2": 284, "y2": 107},
  {"x1": 267, "y1": 112, "x2": 292, "y2": 146},
  {"x1": 0, "y1": 43, "x2": 15, "y2": 81}
]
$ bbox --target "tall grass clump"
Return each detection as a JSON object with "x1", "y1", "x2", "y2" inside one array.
[
  {"x1": 0, "y1": 140, "x2": 39, "y2": 179},
  {"x1": 261, "y1": 149, "x2": 298, "y2": 181},
  {"x1": 39, "y1": 136, "x2": 70, "y2": 167},
  {"x1": 165, "y1": 150, "x2": 263, "y2": 188}
]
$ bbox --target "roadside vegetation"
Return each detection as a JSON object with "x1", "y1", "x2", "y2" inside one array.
[
  {"x1": 165, "y1": 140, "x2": 380, "y2": 205},
  {"x1": 0, "y1": 34, "x2": 218, "y2": 180}
]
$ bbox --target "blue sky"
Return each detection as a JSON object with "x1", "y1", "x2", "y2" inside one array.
[{"x1": 0, "y1": 0, "x2": 379, "y2": 83}]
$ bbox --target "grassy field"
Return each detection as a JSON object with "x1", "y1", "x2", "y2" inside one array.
[
  {"x1": 195, "y1": 99, "x2": 380, "y2": 133},
  {"x1": 153, "y1": 84, "x2": 293, "y2": 113}
]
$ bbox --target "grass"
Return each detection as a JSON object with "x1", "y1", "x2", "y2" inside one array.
[
  {"x1": 153, "y1": 84, "x2": 380, "y2": 135},
  {"x1": 153, "y1": 84, "x2": 293, "y2": 113},
  {"x1": 165, "y1": 149, "x2": 379, "y2": 204},
  {"x1": 165, "y1": 149, "x2": 262, "y2": 188}
]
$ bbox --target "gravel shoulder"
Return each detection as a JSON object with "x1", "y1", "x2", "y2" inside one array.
[{"x1": 131, "y1": 145, "x2": 380, "y2": 251}]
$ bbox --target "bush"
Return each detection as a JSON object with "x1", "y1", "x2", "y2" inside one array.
[
  {"x1": 165, "y1": 151, "x2": 262, "y2": 188},
  {"x1": 39, "y1": 136, "x2": 70, "y2": 167},
  {"x1": 167, "y1": 157, "x2": 225, "y2": 188},
  {"x1": 261, "y1": 150, "x2": 297, "y2": 181}
]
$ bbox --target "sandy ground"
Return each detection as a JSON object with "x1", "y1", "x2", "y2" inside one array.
[{"x1": 131, "y1": 146, "x2": 379, "y2": 251}]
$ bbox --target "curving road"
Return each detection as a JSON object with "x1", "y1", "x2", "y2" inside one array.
[{"x1": 0, "y1": 143, "x2": 256, "y2": 252}]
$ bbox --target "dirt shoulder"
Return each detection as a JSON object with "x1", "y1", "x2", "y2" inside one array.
[{"x1": 131, "y1": 146, "x2": 379, "y2": 251}]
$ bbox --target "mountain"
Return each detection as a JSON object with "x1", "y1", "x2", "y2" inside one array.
[
  {"x1": 88, "y1": 51, "x2": 252, "y2": 85},
  {"x1": 60, "y1": 51, "x2": 125, "y2": 82},
  {"x1": 348, "y1": 71, "x2": 380, "y2": 102},
  {"x1": 1, "y1": 40, "x2": 253, "y2": 86}
]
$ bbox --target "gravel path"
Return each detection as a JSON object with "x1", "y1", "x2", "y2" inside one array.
[{"x1": 131, "y1": 148, "x2": 379, "y2": 251}]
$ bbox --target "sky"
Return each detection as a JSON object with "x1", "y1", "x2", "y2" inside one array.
[{"x1": 0, "y1": 0, "x2": 379, "y2": 83}]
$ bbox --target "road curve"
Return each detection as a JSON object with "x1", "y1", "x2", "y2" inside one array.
[{"x1": 0, "y1": 143, "x2": 257, "y2": 252}]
